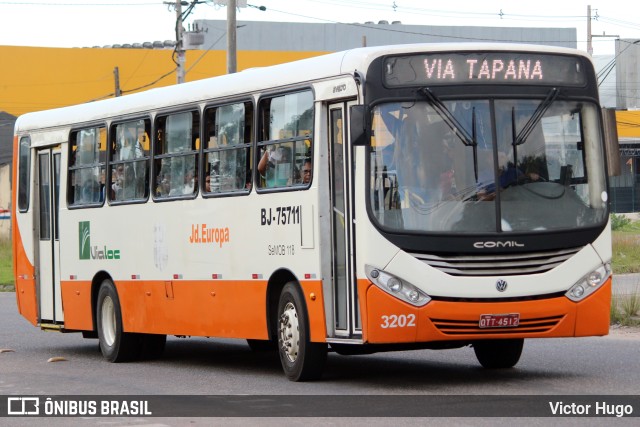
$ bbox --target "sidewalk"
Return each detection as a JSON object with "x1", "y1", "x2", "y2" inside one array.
[{"x1": 612, "y1": 273, "x2": 640, "y2": 295}]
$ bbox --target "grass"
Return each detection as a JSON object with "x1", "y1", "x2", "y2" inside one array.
[
  {"x1": 611, "y1": 288, "x2": 640, "y2": 327},
  {"x1": 612, "y1": 215, "x2": 640, "y2": 274},
  {"x1": 609, "y1": 215, "x2": 640, "y2": 325},
  {"x1": 0, "y1": 239, "x2": 13, "y2": 289},
  {"x1": 611, "y1": 234, "x2": 640, "y2": 274}
]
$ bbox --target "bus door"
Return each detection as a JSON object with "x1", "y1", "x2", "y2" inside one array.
[
  {"x1": 328, "y1": 101, "x2": 361, "y2": 337},
  {"x1": 35, "y1": 147, "x2": 63, "y2": 325}
]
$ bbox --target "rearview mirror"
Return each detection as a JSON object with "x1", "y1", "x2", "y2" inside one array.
[
  {"x1": 602, "y1": 108, "x2": 620, "y2": 177},
  {"x1": 350, "y1": 105, "x2": 367, "y2": 146}
]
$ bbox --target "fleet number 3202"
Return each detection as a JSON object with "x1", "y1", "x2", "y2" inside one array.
[{"x1": 380, "y1": 314, "x2": 416, "y2": 328}]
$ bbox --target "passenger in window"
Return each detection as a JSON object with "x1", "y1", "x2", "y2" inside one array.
[
  {"x1": 112, "y1": 165, "x2": 124, "y2": 200},
  {"x1": 205, "y1": 160, "x2": 220, "y2": 193},
  {"x1": 258, "y1": 146, "x2": 296, "y2": 187},
  {"x1": 156, "y1": 170, "x2": 172, "y2": 197},
  {"x1": 119, "y1": 129, "x2": 144, "y2": 160},
  {"x1": 301, "y1": 159, "x2": 312, "y2": 184},
  {"x1": 182, "y1": 168, "x2": 196, "y2": 194},
  {"x1": 82, "y1": 174, "x2": 101, "y2": 203},
  {"x1": 167, "y1": 168, "x2": 192, "y2": 197}
]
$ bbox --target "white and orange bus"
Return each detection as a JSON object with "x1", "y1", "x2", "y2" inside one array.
[{"x1": 13, "y1": 44, "x2": 616, "y2": 381}]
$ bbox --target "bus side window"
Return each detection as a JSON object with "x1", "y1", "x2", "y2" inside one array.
[
  {"x1": 109, "y1": 119, "x2": 151, "y2": 202},
  {"x1": 154, "y1": 111, "x2": 200, "y2": 199},
  {"x1": 18, "y1": 136, "x2": 31, "y2": 212},
  {"x1": 257, "y1": 90, "x2": 314, "y2": 190},
  {"x1": 203, "y1": 101, "x2": 253, "y2": 195},
  {"x1": 68, "y1": 127, "x2": 106, "y2": 207}
]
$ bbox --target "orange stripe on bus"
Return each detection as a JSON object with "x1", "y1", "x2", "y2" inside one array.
[
  {"x1": 357, "y1": 279, "x2": 374, "y2": 342},
  {"x1": 11, "y1": 136, "x2": 38, "y2": 326},
  {"x1": 61, "y1": 279, "x2": 328, "y2": 342},
  {"x1": 363, "y1": 279, "x2": 612, "y2": 344},
  {"x1": 299, "y1": 280, "x2": 326, "y2": 342},
  {"x1": 112, "y1": 280, "x2": 269, "y2": 338},
  {"x1": 60, "y1": 281, "x2": 93, "y2": 331},
  {"x1": 575, "y1": 278, "x2": 611, "y2": 336},
  {"x1": 60, "y1": 277, "x2": 611, "y2": 343}
]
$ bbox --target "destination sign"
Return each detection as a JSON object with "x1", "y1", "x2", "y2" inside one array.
[{"x1": 384, "y1": 52, "x2": 586, "y2": 87}]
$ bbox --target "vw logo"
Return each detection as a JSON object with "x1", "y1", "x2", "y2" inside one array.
[{"x1": 496, "y1": 279, "x2": 508, "y2": 292}]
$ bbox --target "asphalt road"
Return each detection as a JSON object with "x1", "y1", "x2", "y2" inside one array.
[{"x1": 1, "y1": 291, "x2": 639, "y2": 426}]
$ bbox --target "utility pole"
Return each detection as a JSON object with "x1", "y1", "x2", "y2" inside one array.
[
  {"x1": 587, "y1": 4, "x2": 619, "y2": 57},
  {"x1": 227, "y1": 0, "x2": 237, "y2": 74},
  {"x1": 587, "y1": 5, "x2": 593, "y2": 55},
  {"x1": 113, "y1": 67, "x2": 121, "y2": 97},
  {"x1": 176, "y1": 0, "x2": 186, "y2": 83}
]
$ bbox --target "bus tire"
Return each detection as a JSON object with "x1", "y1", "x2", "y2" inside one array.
[
  {"x1": 96, "y1": 279, "x2": 140, "y2": 362},
  {"x1": 277, "y1": 282, "x2": 327, "y2": 381},
  {"x1": 473, "y1": 339, "x2": 524, "y2": 369}
]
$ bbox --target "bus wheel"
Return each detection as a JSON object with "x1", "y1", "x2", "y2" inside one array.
[
  {"x1": 96, "y1": 279, "x2": 140, "y2": 362},
  {"x1": 473, "y1": 339, "x2": 524, "y2": 369},
  {"x1": 277, "y1": 282, "x2": 327, "y2": 381}
]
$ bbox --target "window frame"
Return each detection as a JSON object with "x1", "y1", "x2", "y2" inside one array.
[
  {"x1": 152, "y1": 108, "x2": 201, "y2": 201},
  {"x1": 202, "y1": 99, "x2": 254, "y2": 198},
  {"x1": 17, "y1": 135, "x2": 31, "y2": 212},
  {"x1": 108, "y1": 117, "x2": 152, "y2": 205},
  {"x1": 67, "y1": 125, "x2": 107, "y2": 208},
  {"x1": 256, "y1": 89, "x2": 315, "y2": 193}
]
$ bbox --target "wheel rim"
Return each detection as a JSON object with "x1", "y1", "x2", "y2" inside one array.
[
  {"x1": 279, "y1": 301, "x2": 300, "y2": 363},
  {"x1": 100, "y1": 295, "x2": 116, "y2": 347}
]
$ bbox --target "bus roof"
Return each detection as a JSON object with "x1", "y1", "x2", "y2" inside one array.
[{"x1": 14, "y1": 43, "x2": 590, "y2": 134}]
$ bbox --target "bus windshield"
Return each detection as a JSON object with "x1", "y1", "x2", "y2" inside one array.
[{"x1": 369, "y1": 99, "x2": 608, "y2": 234}]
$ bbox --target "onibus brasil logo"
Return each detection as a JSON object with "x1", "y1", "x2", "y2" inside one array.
[{"x1": 79, "y1": 221, "x2": 121, "y2": 260}]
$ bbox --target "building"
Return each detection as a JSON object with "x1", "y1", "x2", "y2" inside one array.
[
  {"x1": 1, "y1": 21, "x2": 639, "y2": 214},
  {"x1": 603, "y1": 40, "x2": 640, "y2": 213},
  {"x1": 0, "y1": 112, "x2": 16, "y2": 239},
  {"x1": 192, "y1": 20, "x2": 577, "y2": 51}
]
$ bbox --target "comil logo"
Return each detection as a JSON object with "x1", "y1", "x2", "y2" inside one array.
[{"x1": 79, "y1": 221, "x2": 91, "y2": 260}]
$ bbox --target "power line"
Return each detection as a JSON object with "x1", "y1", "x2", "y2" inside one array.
[
  {"x1": 83, "y1": 67, "x2": 176, "y2": 103},
  {"x1": 121, "y1": 68, "x2": 175, "y2": 94},
  {"x1": 0, "y1": 1, "x2": 159, "y2": 5},
  {"x1": 306, "y1": 0, "x2": 586, "y2": 21},
  {"x1": 263, "y1": 8, "x2": 577, "y2": 44},
  {"x1": 597, "y1": 39, "x2": 640, "y2": 87}
]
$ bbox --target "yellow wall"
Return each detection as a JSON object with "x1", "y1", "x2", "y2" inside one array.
[
  {"x1": 0, "y1": 46, "x2": 328, "y2": 117},
  {"x1": 616, "y1": 110, "x2": 640, "y2": 139}
]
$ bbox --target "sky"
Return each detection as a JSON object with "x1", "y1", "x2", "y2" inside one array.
[{"x1": 0, "y1": 0, "x2": 639, "y2": 56}]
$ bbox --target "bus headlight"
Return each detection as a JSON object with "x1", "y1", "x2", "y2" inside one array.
[
  {"x1": 565, "y1": 262, "x2": 611, "y2": 302},
  {"x1": 365, "y1": 265, "x2": 431, "y2": 307}
]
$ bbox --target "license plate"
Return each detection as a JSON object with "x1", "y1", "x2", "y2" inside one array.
[{"x1": 479, "y1": 313, "x2": 520, "y2": 329}]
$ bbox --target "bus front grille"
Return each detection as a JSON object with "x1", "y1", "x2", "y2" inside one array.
[
  {"x1": 431, "y1": 315, "x2": 564, "y2": 336},
  {"x1": 410, "y1": 247, "x2": 583, "y2": 277}
]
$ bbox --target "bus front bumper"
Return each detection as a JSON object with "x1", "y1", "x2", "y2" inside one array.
[{"x1": 360, "y1": 278, "x2": 611, "y2": 344}]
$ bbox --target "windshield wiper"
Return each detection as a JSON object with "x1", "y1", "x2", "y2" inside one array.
[
  {"x1": 420, "y1": 88, "x2": 476, "y2": 146},
  {"x1": 513, "y1": 88, "x2": 559, "y2": 146},
  {"x1": 420, "y1": 87, "x2": 479, "y2": 179}
]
